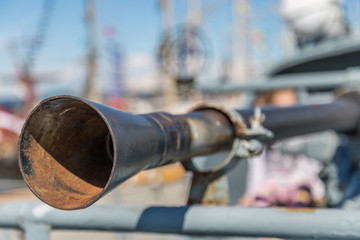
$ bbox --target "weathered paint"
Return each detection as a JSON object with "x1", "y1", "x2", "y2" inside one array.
[{"x1": 1, "y1": 202, "x2": 360, "y2": 239}]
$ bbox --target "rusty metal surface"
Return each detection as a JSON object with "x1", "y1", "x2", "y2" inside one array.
[
  {"x1": 18, "y1": 95, "x2": 234, "y2": 210},
  {"x1": 187, "y1": 172, "x2": 231, "y2": 205},
  {"x1": 201, "y1": 176, "x2": 230, "y2": 205},
  {"x1": 181, "y1": 110, "x2": 233, "y2": 157},
  {"x1": 18, "y1": 93, "x2": 360, "y2": 210},
  {"x1": 19, "y1": 97, "x2": 113, "y2": 210}
]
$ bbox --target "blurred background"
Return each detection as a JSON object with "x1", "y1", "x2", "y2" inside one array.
[
  {"x1": 1, "y1": 0, "x2": 359, "y2": 109},
  {"x1": 1, "y1": 0, "x2": 360, "y2": 239}
]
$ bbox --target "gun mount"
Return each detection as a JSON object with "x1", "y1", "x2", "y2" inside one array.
[{"x1": 18, "y1": 93, "x2": 360, "y2": 210}]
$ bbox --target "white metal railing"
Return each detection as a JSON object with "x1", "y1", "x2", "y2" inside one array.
[{"x1": 1, "y1": 202, "x2": 360, "y2": 240}]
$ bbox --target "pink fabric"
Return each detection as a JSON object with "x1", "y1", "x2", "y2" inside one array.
[{"x1": 245, "y1": 145, "x2": 324, "y2": 207}]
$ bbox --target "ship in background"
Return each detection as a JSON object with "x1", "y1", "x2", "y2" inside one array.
[
  {"x1": 206, "y1": 0, "x2": 360, "y2": 105},
  {"x1": 269, "y1": 0, "x2": 360, "y2": 81},
  {"x1": 1, "y1": 0, "x2": 360, "y2": 189}
]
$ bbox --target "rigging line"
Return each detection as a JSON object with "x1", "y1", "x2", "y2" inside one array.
[{"x1": 23, "y1": 0, "x2": 56, "y2": 73}]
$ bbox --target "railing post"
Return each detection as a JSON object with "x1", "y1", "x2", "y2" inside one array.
[{"x1": 23, "y1": 223, "x2": 50, "y2": 240}]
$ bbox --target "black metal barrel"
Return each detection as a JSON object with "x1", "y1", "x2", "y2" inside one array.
[
  {"x1": 18, "y1": 93, "x2": 360, "y2": 210},
  {"x1": 238, "y1": 93, "x2": 360, "y2": 140}
]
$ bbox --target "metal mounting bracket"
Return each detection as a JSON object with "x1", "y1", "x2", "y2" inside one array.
[{"x1": 183, "y1": 105, "x2": 273, "y2": 205}]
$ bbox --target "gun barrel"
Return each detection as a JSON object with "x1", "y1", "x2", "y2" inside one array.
[
  {"x1": 18, "y1": 93, "x2": 360, "y2": 210},
  {"x1": 239, "y1": 94, "x2": 360, "y2": 140}
]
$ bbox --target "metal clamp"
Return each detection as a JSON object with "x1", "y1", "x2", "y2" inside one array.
[
  {"x1": 184, "y1": 104, "x2": 273, "y2": 205},
  {"x1": 246, "y1": 107, "x2": 274, "y2": 139},
  {"x1": 184, "y1": 104, "x2": 273, "y2": 172}
]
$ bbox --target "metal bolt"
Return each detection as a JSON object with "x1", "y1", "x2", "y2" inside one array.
[{"x1": 247, "y1": 139, "x2": 263, "y2": 155}]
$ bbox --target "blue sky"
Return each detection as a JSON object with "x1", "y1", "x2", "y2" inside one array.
[{"x1": 0, "y1": 0, "x2": 359, "y2": 98}]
